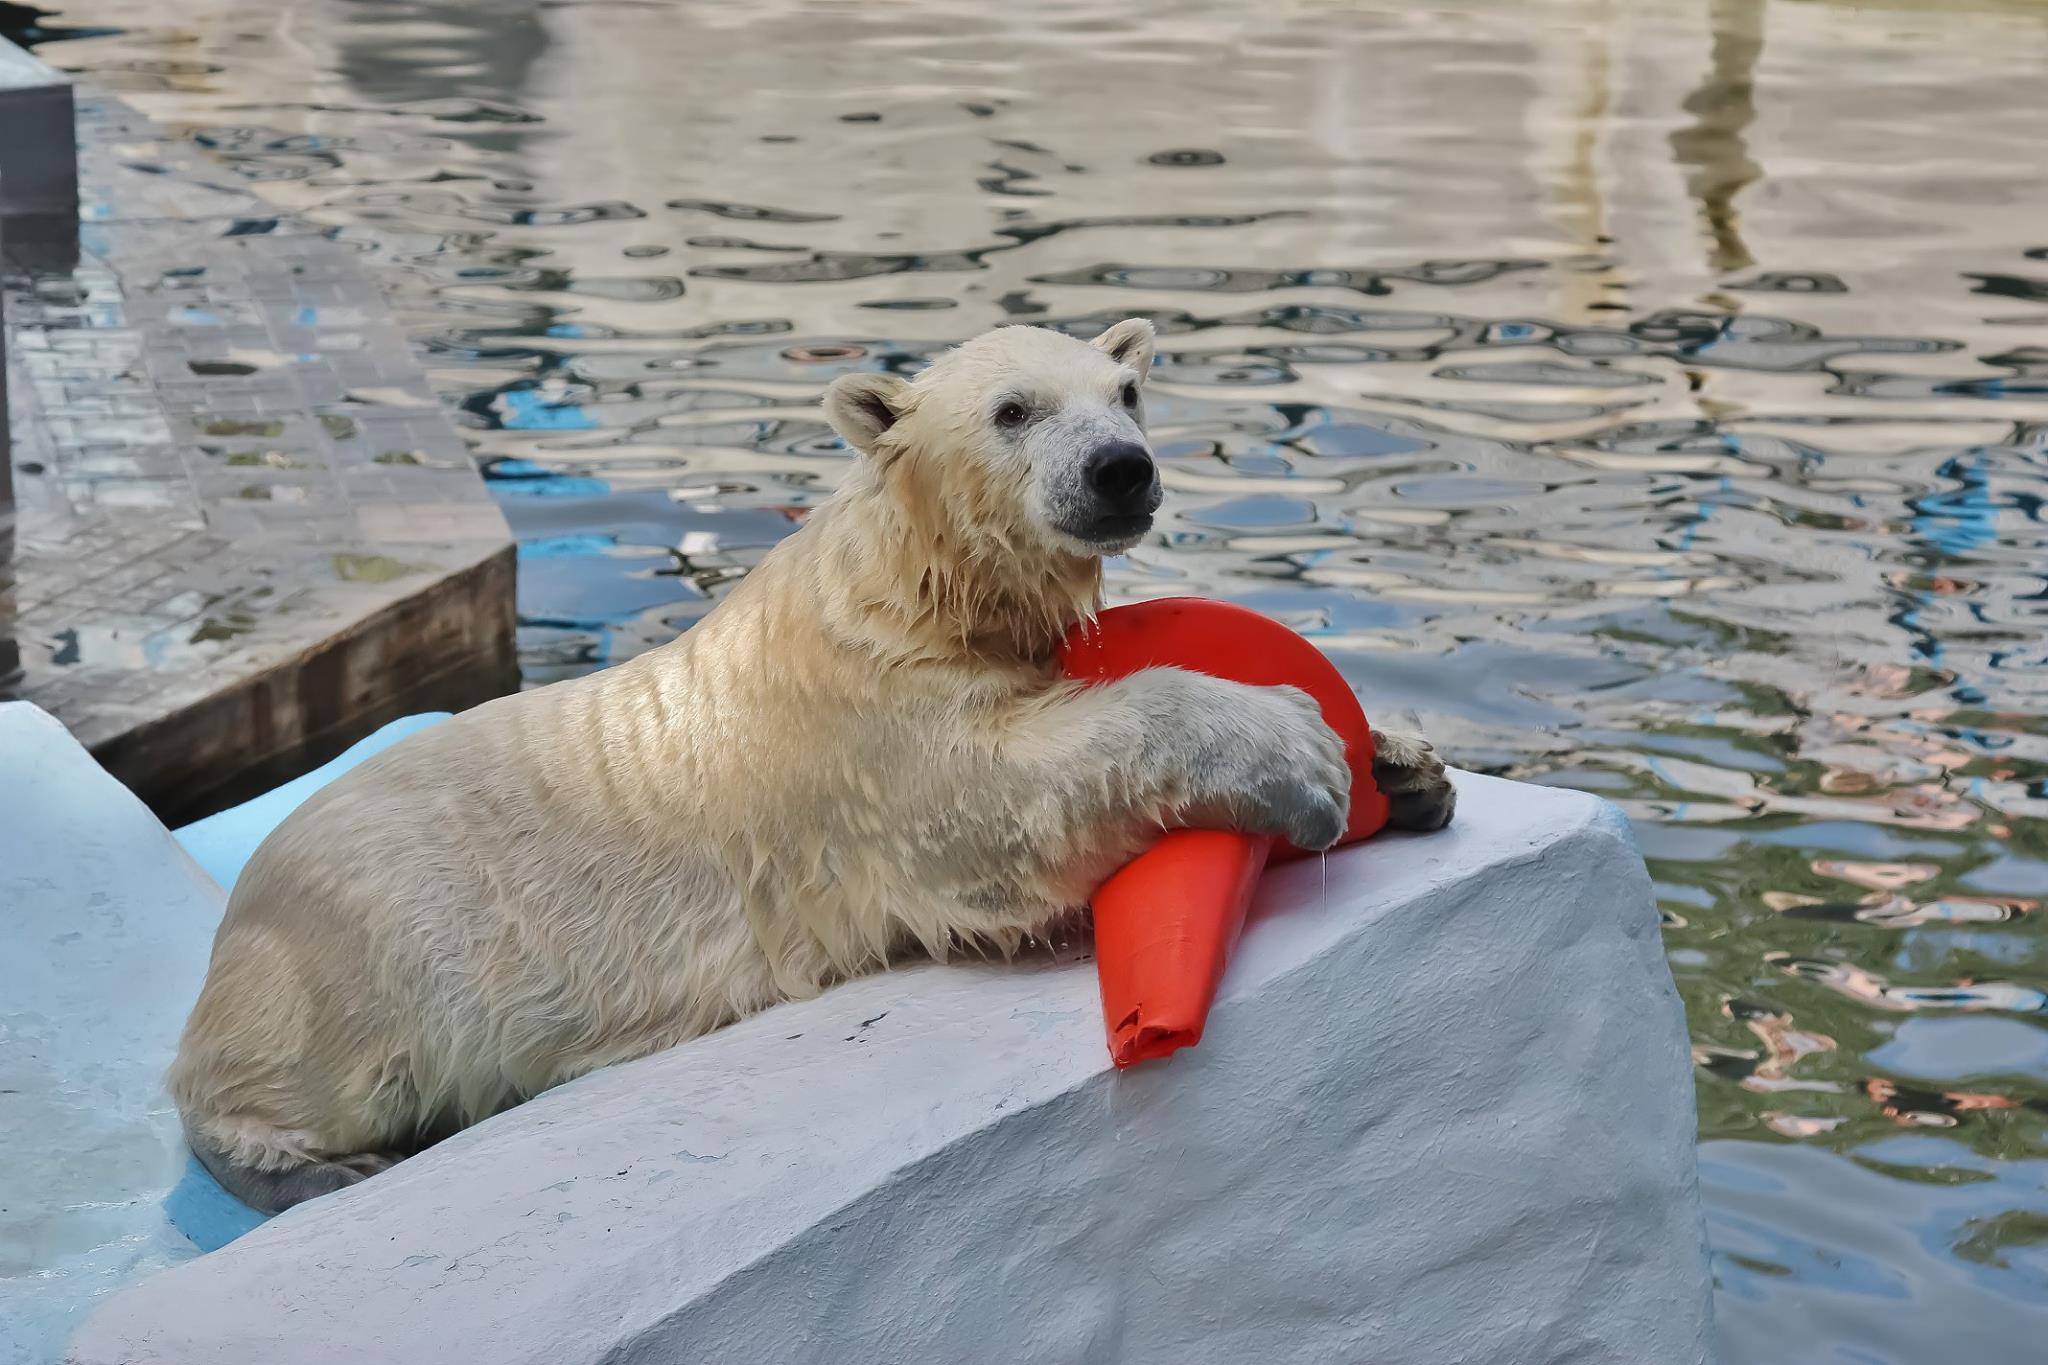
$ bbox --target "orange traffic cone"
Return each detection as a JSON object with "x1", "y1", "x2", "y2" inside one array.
[{"x1": 1060, "y1": 598, "x2": 1390, "y2": 1066}]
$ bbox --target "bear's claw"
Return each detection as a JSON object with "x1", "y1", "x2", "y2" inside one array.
[{"x1": 1371, "y1": 728, "x2": 1457, "y2": 833}]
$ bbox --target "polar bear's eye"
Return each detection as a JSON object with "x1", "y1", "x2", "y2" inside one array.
[
  {"x1": 994, "y1": 400, "x2": 1029, "y2": 429},
  {"x1": 1121, "y1": 382, "x2": 1139, "y2": 409}
]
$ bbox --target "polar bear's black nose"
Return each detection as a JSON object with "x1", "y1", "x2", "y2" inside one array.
[{"x1": 1085, "y1": 442, "x2": 1158, "y2": 512}]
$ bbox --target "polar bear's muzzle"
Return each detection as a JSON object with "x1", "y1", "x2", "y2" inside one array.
[{"x1": 1062, "y1": 440, "x2": 1161, "y2": 548}]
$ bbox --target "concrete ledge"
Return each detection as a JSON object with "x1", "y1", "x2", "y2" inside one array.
[
  {"x1": 0, "y1": 38, "x2": 79, "y2": 239},
  {"x1": 83, "y1": 544, "x2": 517, "y2": 825},
  {"x1": 68, "y1": 771, "x2": 1715, "y2": 1365},
  {"x1": 3, "y1": 90, "x2": 518, "y2": 822}
]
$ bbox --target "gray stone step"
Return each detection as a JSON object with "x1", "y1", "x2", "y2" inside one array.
[{"x1": 2, "y1": 87, "x2": 516, "y2": 821}]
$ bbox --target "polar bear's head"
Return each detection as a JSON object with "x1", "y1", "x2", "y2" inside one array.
[{"x1": 823, "y1": 319, "x2": 1161, "y2": 557}]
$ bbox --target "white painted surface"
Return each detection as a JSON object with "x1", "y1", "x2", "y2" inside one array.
[
  {"x1": 0, "y1": 704, "x2": 213, "y2": 1365},
  {"x1": 69, "y1": 769, "x2": 1714, "y2": 1365}
]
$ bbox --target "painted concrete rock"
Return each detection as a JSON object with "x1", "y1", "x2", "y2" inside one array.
[
  {"x1": 51, "y1": 725, "x2": 1714, "y2": 1365},
  {"x1": 2, "y1": 703, "x2": 216, "y2": 1363}
]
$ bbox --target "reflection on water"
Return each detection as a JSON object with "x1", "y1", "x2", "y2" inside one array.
[{"x1": 23, "y1": 0, "x2": 2048, "y2": 1357}]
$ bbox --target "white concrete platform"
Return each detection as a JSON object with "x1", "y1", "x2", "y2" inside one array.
[
  {"x1": 62, "y1": 754, "x2": 1715, "y2": 1364},
  {"x1": 0, "y1": 703, "x2": 213, "y2": 1365},
  {"x1": 0, "y1": 704, "x2": 450, "y2": 1362}
]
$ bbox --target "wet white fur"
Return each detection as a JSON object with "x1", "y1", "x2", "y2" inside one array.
[{"x1": 169, "y1": 321, "x2": 1357, "y2": 1173}]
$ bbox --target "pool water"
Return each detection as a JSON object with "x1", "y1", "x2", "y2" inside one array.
[{"x1": 21, "y1": 0, "x2": 2048, "y2": 1357}]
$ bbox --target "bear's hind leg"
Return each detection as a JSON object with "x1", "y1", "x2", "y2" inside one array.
[{"x1": 189, "y1": 1129, "x2": 402, "y2": 1215}]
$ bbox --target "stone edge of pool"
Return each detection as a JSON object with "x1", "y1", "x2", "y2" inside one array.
[{"x1": 1, "y1": 41, "x2": 516, "y2": 824}]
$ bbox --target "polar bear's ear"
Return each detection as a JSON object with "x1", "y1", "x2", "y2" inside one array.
[
  {"x1": 825, "y1": 373, "x2": 908, "y2": 455},
  {"x1": 1090, "y1": 318, "x2": 1155, "y2": 382}
]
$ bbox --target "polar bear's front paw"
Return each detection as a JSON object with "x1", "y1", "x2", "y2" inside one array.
[
  {"x1": 1230, "y1": 685, "x2": 1352, "y2": 850},
  {"x1": 1371, "y1": 728, "x2": 1456, "y2": 832},
  {"x1": 1242, "y1": 767, "x2": 1349, "y2": 851}
]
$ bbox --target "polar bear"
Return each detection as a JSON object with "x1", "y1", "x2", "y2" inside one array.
[{"x1": 169, "y1": 319, "x2": 1456, "y2": 1213}]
